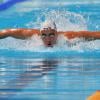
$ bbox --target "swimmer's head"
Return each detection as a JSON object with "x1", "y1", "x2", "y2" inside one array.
[
  {"x1": 40, "y1": 20, "x2": 57, "y2": 31},
  {"x1": 40, "y1": 20, "x2": 58, "y2": 47}
]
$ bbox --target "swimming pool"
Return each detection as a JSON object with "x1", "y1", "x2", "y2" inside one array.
[{"x1": 0, "y1": 0, "x2": 100, "y2": 100}]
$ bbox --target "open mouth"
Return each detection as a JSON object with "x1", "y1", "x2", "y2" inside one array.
[{"x1": 47, "y1": 43, "x2": 53, "y2": 47}]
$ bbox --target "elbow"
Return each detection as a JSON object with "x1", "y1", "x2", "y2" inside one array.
[{"x1": 0, "y1": 30, "x2": 9, "y2": 39}]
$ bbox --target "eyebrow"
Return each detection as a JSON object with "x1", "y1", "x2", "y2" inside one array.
[{"x1": 41, "y1": 33, "x2": 55, "y2": 35}]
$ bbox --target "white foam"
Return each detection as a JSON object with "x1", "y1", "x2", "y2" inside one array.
[
  {"x1": 0, "y1": 10, "x2": 100, "y2": 51},
  {"x1": 43, "y1": 10, "x2": 87, "y2": 31}
]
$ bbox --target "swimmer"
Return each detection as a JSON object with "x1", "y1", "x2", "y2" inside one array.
[{"x1": 0, "y1": 20, "x2": 100, "y2": 47}]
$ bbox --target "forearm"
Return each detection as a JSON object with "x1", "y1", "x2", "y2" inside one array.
[
  {"x1": 0, "y1": 28, "x2": 36, "y2": 39},
  {"x1": 63, "y1": 31, "x2": 100, "y2": 40},
  {"x1": 0, "y1": 29, "x2": 21, "y2": 39},
  {"x1": 80, "y1": 31, "x2": 100, "y2": 40}
]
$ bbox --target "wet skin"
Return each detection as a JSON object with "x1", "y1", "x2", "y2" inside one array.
[{"x1": 40, "y1": 28, "x2": 58, "y2": 47}]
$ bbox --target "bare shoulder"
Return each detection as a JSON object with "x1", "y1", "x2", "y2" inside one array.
[
  {"x1": 58, "y1": 31, "x2": 78, "y2": 39},
  {"x1": 58, "y1": 31, "x2": 88, "y2": 39},
  {"x1": 19, "y1": 28, "x2": 40, "y2": 37}
]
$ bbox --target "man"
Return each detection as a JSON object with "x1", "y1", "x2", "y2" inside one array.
[{"x1": 0, "y1": 20, "x2": 100, "y2": 47}]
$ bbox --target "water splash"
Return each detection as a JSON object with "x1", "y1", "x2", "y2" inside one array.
[{"x1": 0, "y1": 10, "x2": 100, "y2": 52}]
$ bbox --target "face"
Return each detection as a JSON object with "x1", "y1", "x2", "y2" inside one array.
[{"x1": 40, "y1": 28, "x2": 58, "y2": 47}]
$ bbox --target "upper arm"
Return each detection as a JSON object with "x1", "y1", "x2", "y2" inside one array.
[{"x1": 62, "y1": 31, "x2": 84, "y2": 39}]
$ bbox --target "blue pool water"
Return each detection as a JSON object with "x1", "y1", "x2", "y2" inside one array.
[{"x1": 0, "y1": 0, "x2": 100, "y2": 100}]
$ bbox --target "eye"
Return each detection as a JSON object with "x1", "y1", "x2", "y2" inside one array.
[{"x1": 41, "y1": 33, "x2": 47, "y2": 38}]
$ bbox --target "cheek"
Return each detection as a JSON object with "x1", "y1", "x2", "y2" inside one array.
[
  {"x1": 51, "y1": 37, "x2": 55, "y2": 41},
  {"x1": 52, "y1": 36, "x2": 57, "y2": 41},
  {"x1": 49, "y1": 38, "x2": 56, "y2": 44},
  {"x1": 42, "y1": 38, "x2": 49, "y2": 43}
]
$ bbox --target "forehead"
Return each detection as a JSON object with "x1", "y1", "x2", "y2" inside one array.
[{"x1": 40, "y1": 29, "x2": 56, "y2": 34}]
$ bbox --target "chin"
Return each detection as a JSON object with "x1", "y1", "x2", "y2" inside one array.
[{"x1": 47, "y1": 45, "x2": 53, "y2": 47}]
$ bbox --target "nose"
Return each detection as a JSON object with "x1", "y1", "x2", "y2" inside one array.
[
  {"x1": 44, "y1": 38, "x2": 53, "y2": 47},
  {"x1": 45, "y1": 38, "x2": 51, "y2": 44},
  {"x1": 44, "y1": 36, "x2": 52, "y2": 41}
]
